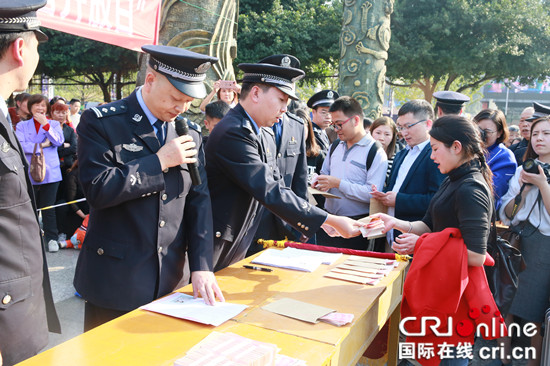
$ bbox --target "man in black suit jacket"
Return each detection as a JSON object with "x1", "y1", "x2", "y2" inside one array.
[
  {"x1": 206, "y1": 56, "x2": 362, "y2": 271},
  {"x1": 371, "y1": 100, "x2": 445, "y2": 253},
  {"x1": 0, "y1": 2, "x2": 60, "y2": 365},
  {"x1": 75, "y1": 45, "x2": 224, "y2": 331}
]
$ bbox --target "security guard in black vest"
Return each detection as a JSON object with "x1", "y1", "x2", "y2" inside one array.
[
  {"x1": 0, "y1": 2, "x2": 60, "y2": 365},
  {"x1": 307, "y1": 89, "x2": 339, "y2": 153},
  {"x1": 75, "y1": 45, "x2": 224, "y2": 331}
]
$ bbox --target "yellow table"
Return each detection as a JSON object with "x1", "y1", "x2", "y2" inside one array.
[{"x1": 18, "y1": 253, "x2": 407, "y2": 366}]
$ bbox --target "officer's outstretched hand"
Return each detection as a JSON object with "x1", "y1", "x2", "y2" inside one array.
[
  {"x1": 191, "y1": 271, "x2": 225, "y2": 306},
  {"x1": 156, "y1": 135, "x2": 198, "y2": 171},
  {"x1": 322, "y1": 214, "x2": 363, "y2": 238}
]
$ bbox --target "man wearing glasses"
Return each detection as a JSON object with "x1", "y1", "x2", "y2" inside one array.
[
  {"x1": 313, "y1": 96, "x2": 388, "y2": 249},
  {"x1": 371, "y1": 100, "x2": 445, "y2": 253}
]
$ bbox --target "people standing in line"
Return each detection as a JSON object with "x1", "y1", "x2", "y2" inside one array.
[
  {"x1": 205, "y1": 57, "x2": 363, "y2": 271},
  {"x1": 370, "y1": 116, "x2": 399, "y2": 180},
  {"x1": 307, "y1": 89, "x2": 339, "y2": 153},
  {"x1": 16, "y1": 94, "x2": 65, "y2": 253},
  {"x1": 313, "y1": 96, "x2": 388, "y2": 249},
  {"x1": 68, "y1": 98, "x2": 81, "y2": 128},
  {"x1": 509, "y1": 104, "x2": 543, "y2": 164},
  {"x1": 75, "y1": 45, "x2": 225, "y2": 332},
  {"x1": 0, "y1": 2, "x2": 61, "y2": 364},
  {"x1": 433, "y1": 90, "x2": 470, "y2": 117},
  {"x1": 199, "y1": 79, "x2": 240, "y2": 112},
  {"x1": 499, "y1": 116, "x2": 550, "y2": 366},
  {"x1": 473, "y1": 109, "x2": 517, "y2": 211}
]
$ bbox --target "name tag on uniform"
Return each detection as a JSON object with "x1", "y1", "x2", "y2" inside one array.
[
  {"x1": 122, "y1": 143, "x2": 143, "y2": 152},
  {"x1": 288, "y1": 136, "x2": 297, "y2": 145}
]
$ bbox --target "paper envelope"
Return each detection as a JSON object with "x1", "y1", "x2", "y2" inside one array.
[{"x1": 262, "y1": 298, "x2": 335, "y2": 324}]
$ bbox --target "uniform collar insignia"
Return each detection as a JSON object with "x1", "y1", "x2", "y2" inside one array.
[
  {"x1": 132, "y1": 114, "x2": 143, "y2": 122},
  {"x1": 122, "y1": 143, "x2": 144, "y2": 152},
  {"x1": 1, "y1": 142, "x2": 10, "y2": 153}
]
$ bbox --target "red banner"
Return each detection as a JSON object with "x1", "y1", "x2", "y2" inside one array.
[{"x1": 38, "y1": 0, "x2": 161, "y2": 52}]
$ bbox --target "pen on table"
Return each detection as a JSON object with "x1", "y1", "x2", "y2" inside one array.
[{"x1": 243, "y1": 265, "x2": 273, "y2": 272}]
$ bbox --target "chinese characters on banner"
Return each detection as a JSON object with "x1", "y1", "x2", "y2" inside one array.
[{"x1": 38, "y1": 0, "x2": 162, "y2": 51}]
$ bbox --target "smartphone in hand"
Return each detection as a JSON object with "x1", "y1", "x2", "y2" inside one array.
[{"x1": 219, "y1": 80, "x2": 236, "y2": 90}]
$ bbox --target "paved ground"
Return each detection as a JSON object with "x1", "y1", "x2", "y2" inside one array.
[{"x1": 43, "y1": 249, "x2": 535, "y2": 365}]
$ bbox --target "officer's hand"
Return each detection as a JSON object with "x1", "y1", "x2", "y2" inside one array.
[
  {"x1": 191, "y1": 271, "x2": 225, "y2": 306},
  {"x1": 323, "y1": 214, "x2": 363, "y2": 238},
  {"x1": 156, "y1": 135, "x2": 197, "y2": 171}
]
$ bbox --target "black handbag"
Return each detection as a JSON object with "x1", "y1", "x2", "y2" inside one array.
[{"x1": 485, "y1": 212, "x2": 525, "y2": 316}]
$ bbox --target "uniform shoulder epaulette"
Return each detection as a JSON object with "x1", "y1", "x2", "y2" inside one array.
[
  {"x1": 90, "y1": 100, "x2": 127, "y2": 119},
  {"x1": 286, "y1": 111, "x2": 304, "y2": 125},
  {"x1": 186, "y1": 119, "x2": 202, "y2": 133}
]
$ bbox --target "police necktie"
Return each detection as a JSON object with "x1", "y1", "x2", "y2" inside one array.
[
  {"x1": 272, "y1": 119, "x2": 282, "y2": 148},
  {"x1": 154, "y1": 120, "x2": 166, "y2": 145}
]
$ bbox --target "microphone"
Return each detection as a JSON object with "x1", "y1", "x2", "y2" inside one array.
[{"x1": 175, "y1": 115, "x2": 202, "y2": 186}]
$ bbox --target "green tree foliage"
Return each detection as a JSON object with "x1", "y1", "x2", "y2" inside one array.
[
  {"x1": 237, "y1": 0, "x2": 342, "y2": 84},
  {"x1": 36, "y1": 29, "x2": 139, "y2": 102},
  {"x1": 387, "y1": 0, "x2": 550, "y2": 101}
]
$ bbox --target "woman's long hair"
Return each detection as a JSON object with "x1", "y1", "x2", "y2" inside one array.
[
  {"x1": 295, "y1": 108, "x2": 321, "y2": 158},
  {"x1": 369, "y1": 116, "x2": 398, "y2": 157},
  {"x1": 430, "y1": 115, "x2": 493, "y2": 193}
]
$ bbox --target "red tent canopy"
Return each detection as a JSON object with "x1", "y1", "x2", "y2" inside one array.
[{"x1": 38, "y1": 0, "x2": 161, "y2": 52}]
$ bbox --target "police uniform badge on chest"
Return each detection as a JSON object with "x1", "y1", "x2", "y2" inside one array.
[
  {"x1": 1, "y1": 142, "x2": 11, "y2": 153},
  {"x1": 122, "y1": 143, "x2": 144, "y2": 152},
  {"x1": 289, "y1": 136, "x2": 297, "y2": 145}
]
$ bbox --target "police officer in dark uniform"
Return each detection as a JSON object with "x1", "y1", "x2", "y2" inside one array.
[
  {"x1": 206, "y1": 56, "x2": 362, "y2": 271},
  {"x1": 433, "y1": 90, "x2": 470, "y2": 117},
  {"x1": 0, "y1": 2, "x2": 60, "y2": 365},
  {"x1": 307, "y1": 89, "x2": 339, "y2": 152},
  {"x1": 75, "y1": 45, "x2": 224, "y2": 331},
  {"x1": 249, "y1": 55, "x2": 309, "y2": 253}
]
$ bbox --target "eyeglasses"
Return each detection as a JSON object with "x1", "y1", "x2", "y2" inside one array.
[
  {"x1": 396, "y1": 119, "x2": 426, "y2": 132},
  {"x1": 330, "y1": 116, "x2": 355, "y2": 131}
]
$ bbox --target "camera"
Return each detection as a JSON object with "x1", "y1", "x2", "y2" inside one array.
[{"x1": 523, "y1": 159, "x2": 550, "y2": 181}]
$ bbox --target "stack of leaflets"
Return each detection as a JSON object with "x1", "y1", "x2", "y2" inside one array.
[
  {"x1": 324, "y1": 255, "x2": 398, "y2": 285},
  {"x1": 173, "y1": 332, "x2": 305, "y2": 366}
]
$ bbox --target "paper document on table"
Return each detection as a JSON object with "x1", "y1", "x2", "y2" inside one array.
[
  {"x1": 262, "y1": 298, "x2": 335, "y2": 323},
  {"x1": 140, "y1": 293, "x2": 247, "y2": 327},
  {"x1": 251, "y1": 248, "x2": 324, "y2": 272}
]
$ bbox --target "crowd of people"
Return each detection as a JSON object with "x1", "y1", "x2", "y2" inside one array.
[{"x1": 1, "y1": 2, "x2": 549, "y2": 366}]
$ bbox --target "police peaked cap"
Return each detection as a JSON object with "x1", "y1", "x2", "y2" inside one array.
[
  {"x1": 142, "y1": 45, "x2": 218, "y2": 99},
  {"x1": 433, "y1": 91, "x2": 470, "y2": 107},
  {"x1": 307, "y1": 90, "x2": 340, "y2": 109},
  {"x1": 0, "y1": 0, "x2": 48, "y2": 42},
  {"x1": 526, "y1": 102, "x2": 550, "y2": 122},
  {"x1": 238, "y1": 54, "x2": 305, "y2": 100}
]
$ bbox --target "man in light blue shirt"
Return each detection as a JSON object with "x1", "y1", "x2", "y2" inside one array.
[{"x1": 313, "y1": 96, "x2": 387, "y2": 249}]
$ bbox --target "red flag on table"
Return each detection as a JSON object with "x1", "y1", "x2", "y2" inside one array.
[{"x1": 38, "y1": 0, "x2": 161, "y2": 51}]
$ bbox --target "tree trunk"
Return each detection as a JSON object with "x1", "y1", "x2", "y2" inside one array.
[{"x1": 338, "y1": 0, "x2": 393, "y2": 120}]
